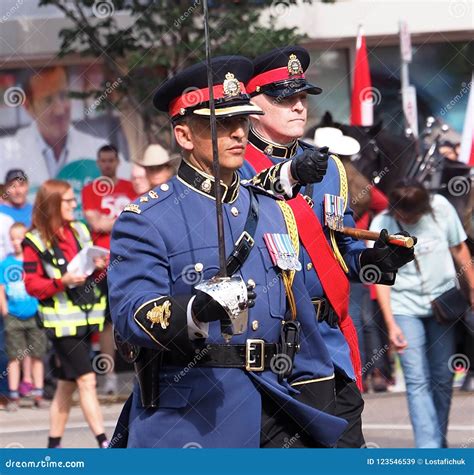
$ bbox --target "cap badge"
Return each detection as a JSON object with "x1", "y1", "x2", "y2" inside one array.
[
  {"x1": 288, "y1": 54, "x2": 303, "y2": 76},
  {"x1": 223, "y1": 72, "x2": 241, "y2": 98}
]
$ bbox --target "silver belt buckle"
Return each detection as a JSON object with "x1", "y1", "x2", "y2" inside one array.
[{"x1": 245, "y1": 339, "x2": 265, "y2": 372}]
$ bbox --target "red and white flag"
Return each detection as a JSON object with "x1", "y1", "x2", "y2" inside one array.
[
  {"x1": 458, "y1": 74, "x2": 474, "y2": 166},
  {"x1": 351, "y1": 26, "x2": 374, "y2": 126}
]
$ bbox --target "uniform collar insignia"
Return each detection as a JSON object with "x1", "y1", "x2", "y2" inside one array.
[
  {"x1": 177, "y1": 159, "x2": 240, "y2": 204},
  {"x1": 249, "y1": 127, "x2": 298, "y2": 159}
]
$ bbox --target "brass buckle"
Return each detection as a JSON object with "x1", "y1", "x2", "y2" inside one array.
[
  {"x1": 235, "y1": 231, "x2": 255, "y2": 248},
  {"x1": 312, "y1": 298, "x2": 323, "y2": 321},
  {"x1": 245, "y1": 339, "x2": 265, "y2": 372},
  {"x1": 303, "y1": 195, "x2": 314, "y2": 208}
]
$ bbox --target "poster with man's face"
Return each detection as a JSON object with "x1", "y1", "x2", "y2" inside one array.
[{"x1": 0, "y1": 64, "x2": 130, "y2": 218}]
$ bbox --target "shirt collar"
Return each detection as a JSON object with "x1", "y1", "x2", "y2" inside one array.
[
  {"x1": 248, "y1": 126, "x2": 298, "y2": 159},
  {"x1": 177, "y1": 159, "x2": 240, "y2": 204}
]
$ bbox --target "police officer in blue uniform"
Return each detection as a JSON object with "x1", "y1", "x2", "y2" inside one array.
[
  {"x1": 242, "y1": 46, "x2": 416, "y2": 447},
  {"x1": 108, "y1": 55, "x2": 352, "y2": 448}
]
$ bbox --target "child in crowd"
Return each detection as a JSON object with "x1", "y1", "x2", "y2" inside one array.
[{"x1": 0, "y1": 222, "x2": 47, "y2": 410}]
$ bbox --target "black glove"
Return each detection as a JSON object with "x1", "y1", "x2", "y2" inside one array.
[
  {"x1": 192, "y1": 283, "x2": 257, "y2": 323},
  {"x1": 360, "y1": 229, "x2": 417, "y2": 273},
  {"x1": 290, "y1": 146, "x2": 329, "y2": 186}
]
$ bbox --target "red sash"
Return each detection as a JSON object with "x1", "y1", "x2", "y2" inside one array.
[{"x1": 246, "y1": 143, "x2": 362, "y2": 390}]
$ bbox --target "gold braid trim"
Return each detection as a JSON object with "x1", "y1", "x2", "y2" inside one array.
[
  {"x1": 277, "y1": 201, "x2": 300, "y2": 321},
  {"x1": 329, "y1": 154, "x2": 349, "y2": 273}
]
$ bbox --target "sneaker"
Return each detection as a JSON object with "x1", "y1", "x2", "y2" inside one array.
[
  {"x1": 100, "y1": 440, "x2": 110, "y2": 449},
  {"x1": 102, "y1": 373, "x2": 118, "y2": 396},
  {"x1": 19, "y1": 381, "x2": 33, "y2": 398},
  {"x1": 6, "y1": 399, "x2": 20, "y2": 412}
]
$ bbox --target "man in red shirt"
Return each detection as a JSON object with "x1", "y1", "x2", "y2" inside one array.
[{"x1": 82, "y1": 145, "x2": 137, "y2": 395}]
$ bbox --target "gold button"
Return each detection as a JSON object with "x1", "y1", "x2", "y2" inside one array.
[
  {"x1": 306, "y1": 263, "x2": 313, "y2": 271},
  {"x1": 194, "y1": 262, "x2": 204, "y2": 272},
  {"x1": 251, "y1": 320, "x2": 259, "y2": 331},
  {"x1": 160, "y1": 183, "x2": 170, "y2": 192},
  {"x1": 230, "y1": 206, "x2": 239, "y2": 217},
  {"x1": 247, "y1": 279, "x2": 256, "y2": 289}
]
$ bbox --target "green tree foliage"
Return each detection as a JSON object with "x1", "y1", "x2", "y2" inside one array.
[{"x1": 39, "y1": 0, "x2": 322, "y2": 149}]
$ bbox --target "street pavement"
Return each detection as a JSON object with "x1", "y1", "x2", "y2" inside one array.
[{"x1": 0, "y1": 374, "x2": 472, "y2": 449}]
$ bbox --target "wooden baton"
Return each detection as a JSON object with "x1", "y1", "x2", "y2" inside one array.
[{"x1": 340, "y1": 227, "x2": 415, "y2": 248}]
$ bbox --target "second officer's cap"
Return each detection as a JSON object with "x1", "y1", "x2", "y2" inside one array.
[
  {"x1": 247, "y1": 45, "x2": 322, "y2": 98},
  {"x1": 153, "y1": 56, "x2": 263, "y2": 121}
]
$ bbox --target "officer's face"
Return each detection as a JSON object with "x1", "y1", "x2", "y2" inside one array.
[
  {"x1": 174, "y1": 115, "x2": 249, "y2": 178},
  {"x1": 250, "y1": 92, "x2": 307, "y2": 143}
]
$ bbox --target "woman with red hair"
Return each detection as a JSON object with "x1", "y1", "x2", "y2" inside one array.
[{"x1": 23, "y1": 179, "x2": 109, "y2": 448}]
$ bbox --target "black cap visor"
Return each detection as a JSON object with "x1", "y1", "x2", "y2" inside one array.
[{"x1": 252, "y1": 79, "x2": 322, "y2": 98}]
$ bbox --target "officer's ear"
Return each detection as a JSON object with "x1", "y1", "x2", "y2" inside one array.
[{"x1": 174, "y1": 121, "x2": 194, "y2": 152}]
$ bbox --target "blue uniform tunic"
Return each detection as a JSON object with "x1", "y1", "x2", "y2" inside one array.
[
  {"x1": 108, "y1": 164, "x2": 347, "y2": 447},
  {"x1": 241, "y1": 140, "x2": 366, "y2": 380}
]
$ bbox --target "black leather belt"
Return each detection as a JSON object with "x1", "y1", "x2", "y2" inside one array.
[
  {"x1": 312, "y1": 297, "x2": 339, "y2": 328},
  {"x1": 162, "y1": 340, "x2": 279, "y2": 372}
]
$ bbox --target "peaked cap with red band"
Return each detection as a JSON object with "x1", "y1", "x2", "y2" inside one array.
[
  {"x1": 247, "y1": 45, "x2": 322, "y2": 98},
  {"x1": 153, "y1": 55, "x2": 263, "y2": 120}
]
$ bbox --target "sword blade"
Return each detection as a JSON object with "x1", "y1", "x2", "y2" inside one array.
[{"x1": 203, "y1": 0, "x2": 227, "y2": 277}]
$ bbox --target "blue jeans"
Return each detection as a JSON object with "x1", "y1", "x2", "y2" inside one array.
[{"x1": 394, "y1": 314, "x2": 455, "y2": 448}]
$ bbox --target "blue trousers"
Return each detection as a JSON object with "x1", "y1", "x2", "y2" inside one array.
[{"x1": 395, "y1": 314, "x2": 456, "y2": 448}]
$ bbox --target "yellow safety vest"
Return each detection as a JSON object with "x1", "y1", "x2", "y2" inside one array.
[{"x1": 25, "y1": 222, "x2": 106, "y2": 338}]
